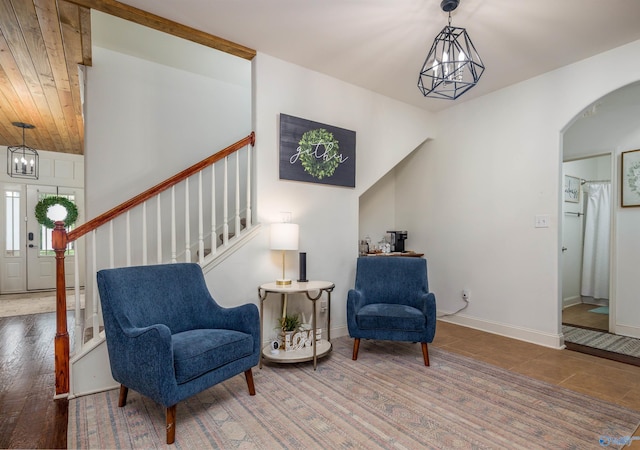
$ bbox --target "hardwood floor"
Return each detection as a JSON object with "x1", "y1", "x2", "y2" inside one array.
[
  {"x1": 0, "y1": 311, "x2": 74, "y2": 449},
  {"x1": 1, "y1": 314, "x2": 638, "y2": 448}
]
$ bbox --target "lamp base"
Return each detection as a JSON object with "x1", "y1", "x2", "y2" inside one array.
[{"x1": 276, "y1": 278, "x2": 292, "y2": 286}]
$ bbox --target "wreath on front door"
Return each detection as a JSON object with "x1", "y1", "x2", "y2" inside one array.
[{"x1": 34, "y1": 196, "x2": 78, "y2": 229}]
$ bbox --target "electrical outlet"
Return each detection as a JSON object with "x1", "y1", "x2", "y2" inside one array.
[
  {"x1": 462, "y1": 290, "x2": 470, "y2": 302},
  {"x1": 320, "y1": 300, "x2": 327, "y2": 312}
]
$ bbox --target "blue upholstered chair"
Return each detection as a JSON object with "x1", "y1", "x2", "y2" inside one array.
[
  {"x1": 347, "y1": 257, "x2": 436, "y2": 365},
  {"x1": 96, "y1": 263, "x2": 260, "y2": 444}
]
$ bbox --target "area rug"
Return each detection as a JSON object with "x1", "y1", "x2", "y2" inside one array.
[
  {"x1": 68, "y1": 336, "x2": 640, "y2": 449},
  {"x1": 589, "y1": 306, "x2": 610, "y2": 314},
  {"x1": 563, "y1": 325, "x2": 640, "y2": 359},
  {"x1": 0, "y1": 290, "x2": 84, "y2": 318}
]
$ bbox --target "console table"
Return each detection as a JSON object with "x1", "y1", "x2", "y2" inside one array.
[{"x1": 258, "y1": 280, "x2": 334, "y2": 370}]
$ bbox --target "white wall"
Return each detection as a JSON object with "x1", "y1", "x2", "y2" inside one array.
[
  {"x1": 86, "y1": 11, "x2": 251, "y2": 219},
  {"x1": 359, "y1": 170, "x2": 396, "y2": 247},
  {"x1": 83, "y1": 17, "x2": 640, "y2": 346},
  {"x1": 84, "y1": 46, "x2": 251, "y2": 219},
  {"x1": 395, "y1": 39, "x2": 640, "y2": 346},
  {"x1": 614, "y1": 128, "x2": 640, "y2": 338},
  {"x1": 83, "y1": 34, "x2": 435, "y2": 339},
  {"x1": 204, "y1": 53, "x2": 436, "y2": 339}
]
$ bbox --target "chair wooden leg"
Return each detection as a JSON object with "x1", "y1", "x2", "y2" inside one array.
[
  {"x1": 118, "y1": 385, "x2": 128, "y2": 407},
  {"x1": 421, "y1": 342, "x2": 430, "y2": 366},
  {"x1": 244, "y1": 368, "x2": 256, "y2": 396},
  {"x1": 352, "y1": 338, "x2": 360, "y2": 360},
  {"x1": 166, "y1": 404, "x2": 176, "y2": 444}
]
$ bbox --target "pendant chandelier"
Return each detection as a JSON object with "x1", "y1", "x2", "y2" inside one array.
[
  {"x1": 7, "y1": 122, "x2": 39, "y2": 179},
  {"x1": 418, "y1": 0, "x2": 485, "y2": 100}
]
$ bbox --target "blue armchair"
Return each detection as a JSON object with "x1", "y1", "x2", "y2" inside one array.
[
  {"x1": 347, "y1": 257, "x2": 436, "y2": 365},
  {"x1": 96, "y1": 263, "x2": 260, "y2": 444}
]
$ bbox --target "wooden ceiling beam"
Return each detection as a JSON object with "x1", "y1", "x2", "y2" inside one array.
[{"x1": 64, "y1": 0, "x2": 257, "y2": 61}]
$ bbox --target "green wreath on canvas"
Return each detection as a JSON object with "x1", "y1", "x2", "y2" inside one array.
[
  {"x1": 628, "y1": 161, "x2": 640, "y2": 196},
  {"x1": 34, "y1": 196, "x2": 78, "y2": 229},
  {"x1": 298, "y1": 128, "x2": 340, "y2": 180}
]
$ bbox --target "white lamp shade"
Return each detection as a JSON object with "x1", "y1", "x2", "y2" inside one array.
[{"x1": 270, "y1": 223, "x2": 299, "y2": 251}]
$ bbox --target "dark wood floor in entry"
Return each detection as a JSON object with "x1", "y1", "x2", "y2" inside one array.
[{"x1": 0, "y1": 311, "x2": 75, "y2": 449}]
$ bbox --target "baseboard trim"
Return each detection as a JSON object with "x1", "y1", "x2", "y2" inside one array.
[
  {"x1": 563, "y1": 296, "x2": 581, "y2": 308},
  {"x1": 331, "y1": 325, "x2": 349, "y2": 339},
  {"x1": 438, "y1": 313, "x2": 564, "y2": 349},
  {"x1": 614, "y1": 323, "x2": 640, "y2": 340}
]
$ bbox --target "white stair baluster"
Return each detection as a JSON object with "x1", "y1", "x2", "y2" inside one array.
[
  {"x1": 109, "y1": 221, "x2": 114, "y2": 268},
  {"x1": 222, "y1": 157, "x2": 229, "y2": 246},
  {"x1": 157, "y1": 196, "x2": 162, "y2": 263},
  {"x1": 73, "y1": 240, "x2": 81, "y2": 353},
  {"x1": 171, "y1": 186, "x2": 177, "y2": 263},
  {"x1": 126, "y1": 211, "x2": 131, "y2": 267},
  {"x1": 142, "y1": 202, "x2": 147, "y2": 265},
  {"x1": 211, "y1": 165, "x2": 217, "y2": 254},
  {"x1": 198, "y1": 171, "x2": 204, "y2": 264},
  {"x1": 246, "y1": 143, "x2": 252, "y2": 228},
  {"x1": 234, "y1": 152, "x2": 241, "y2": 238},
  {"x1": 92, "y1": 230, "x2": 99, "y2": 341},
  {"x1": 185, "y1": 178, "x2": 191, "y2": 262}
]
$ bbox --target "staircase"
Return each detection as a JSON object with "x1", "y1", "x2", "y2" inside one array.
[{"x1": 51, "y1": 133, "x2": 257, "y2": 399}]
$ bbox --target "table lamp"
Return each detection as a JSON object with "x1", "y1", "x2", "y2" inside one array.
[{"x1": 270, "y1": 222, "x2": 299, "y2": 286}]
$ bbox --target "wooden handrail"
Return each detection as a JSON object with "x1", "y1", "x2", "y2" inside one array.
[
  {"x1": 53, "y1": 131, "x2": 254, "y2": 396},
  {"x1": 68, "y1": 132, "x2": 254, "y2": 242}
]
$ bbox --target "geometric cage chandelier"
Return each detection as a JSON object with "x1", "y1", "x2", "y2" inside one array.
[
  {"x1": 418, "y1": 0, "x2": 485, "y2": 100},
  {"x1": 6, "y1": 121, "x2": 39, "y2": 180}
]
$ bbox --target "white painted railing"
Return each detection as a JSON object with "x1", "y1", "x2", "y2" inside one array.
[{"x1": 52, "y1": 133, "x2": 255, "y2": 396}]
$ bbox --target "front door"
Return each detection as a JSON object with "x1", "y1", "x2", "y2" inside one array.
[{"x1": 26, "y1": 185, "x2": 85, "y2": 290}]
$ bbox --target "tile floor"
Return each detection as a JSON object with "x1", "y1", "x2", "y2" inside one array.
[{"x1": 563, "y1": 302, "x2": 609, "y2": 331}]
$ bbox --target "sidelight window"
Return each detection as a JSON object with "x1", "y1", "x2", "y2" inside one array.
[{"x1": 5, "y1": 190, "x2": 21, "y2": 257}]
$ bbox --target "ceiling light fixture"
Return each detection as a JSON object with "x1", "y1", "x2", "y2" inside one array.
[
  {"x1": 418, "y1": 0, "x2": 485, "y2": 100},
  {"x1": 7, "y1": 122, "x2": 39, "y2": 179}
]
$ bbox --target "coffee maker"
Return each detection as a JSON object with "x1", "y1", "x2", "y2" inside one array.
[{"x1": 386, "y1": 230, "x2": 408, "y2": 253}]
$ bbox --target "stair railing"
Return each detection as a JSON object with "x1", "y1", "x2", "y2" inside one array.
[{"x1": 52, "y1": 132, "x2": 255, "y2": 396}]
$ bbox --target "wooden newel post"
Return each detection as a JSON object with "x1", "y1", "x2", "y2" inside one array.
[{"x1": 52, "y1": 221, "x2": 69, "y2": 396}]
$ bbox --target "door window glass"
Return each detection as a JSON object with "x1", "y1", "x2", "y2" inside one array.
[{"x1": 5, "y1": 190, "x2": 20, "y2": 257}]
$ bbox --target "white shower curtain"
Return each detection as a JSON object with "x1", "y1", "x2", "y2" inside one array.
[{"x1": 580, "y1": 183, "x2": 610, "y2": 299}]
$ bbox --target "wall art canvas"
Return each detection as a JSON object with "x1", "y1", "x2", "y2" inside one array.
[
  {"x1": 564, "y1": 175, "x2": 580, "y2": 203},
  {"x1": 279, "y1": 113, "x2": 356, "y2": 187},
  {"x1": 621, "y1": 149, "x2": 640, "y2": 207}
]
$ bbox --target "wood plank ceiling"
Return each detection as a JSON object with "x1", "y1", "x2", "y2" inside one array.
[
  {"x1": 0, "y1": 0, "x2": 90, "y2": 155},
  {"x1": 0, "y1": 0, "x2": 256, "y2": 156}
]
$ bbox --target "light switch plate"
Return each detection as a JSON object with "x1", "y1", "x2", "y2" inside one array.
[{"x1": 535, "y1": 215, "x2": 550, "y2": 228}]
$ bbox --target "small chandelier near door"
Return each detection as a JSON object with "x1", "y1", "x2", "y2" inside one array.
[
  {"x1": 7, "y1": 122, "x2": 39, "y2": 180},
  {"x1": 417, "y1": 0, "x2": 485, "y2": 100}
]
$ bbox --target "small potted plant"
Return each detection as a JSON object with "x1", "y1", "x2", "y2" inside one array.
[{"x1": 278, "y1": 314, "x2": 303, "y2": 351}]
